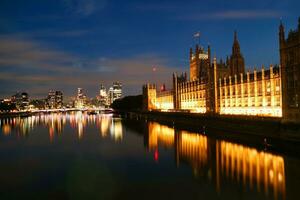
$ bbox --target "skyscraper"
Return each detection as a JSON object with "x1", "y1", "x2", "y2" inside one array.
[
  {"x1": 11, "y1": 92, "x2": 29, "y2": 110},
  {"x1": 47, "y1": 90, "x2": 63, "y2": 109},
  {"x1": 75, "y1": 88, "x2": 87, "y2": 109},
  {"x1": 98, "y1": 84, "x2": 108, "y2": 107},
  {"x1": 108, "y1": 82, "x2": 122, "y2": 105}
]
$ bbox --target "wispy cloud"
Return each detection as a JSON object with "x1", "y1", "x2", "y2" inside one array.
[
  {"x1": 63, "y1": 0, "x2": 107, "y2": 16},
  {"x1": 177, "y1": 10, "x2": 283, "y2": 20},
  {"x1": 0, "y1": 36, "x2": 177, "y2": 98},
  {"x1": 0, "y1": 36, "x2": 76, "y2": 73},
  {"x1": 1, "y1": 29, "x2": 91, "y2": 40}
]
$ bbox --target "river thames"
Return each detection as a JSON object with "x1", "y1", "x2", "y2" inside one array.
[{"x1": 0, "y1": 112, "x2": 299, "y2": 200}]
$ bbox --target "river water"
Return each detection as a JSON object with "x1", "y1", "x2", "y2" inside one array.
[{"x1": 0, "y1": 112, "x2": 299, "y2": 200}]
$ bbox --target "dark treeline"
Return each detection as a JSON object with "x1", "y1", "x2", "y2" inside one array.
[
  {"x1": 0, "y1": 102, "x2": 16, "y2": 112},
  {"x1": 111, "y1": 95, "x2": 143, "y2": 111}
]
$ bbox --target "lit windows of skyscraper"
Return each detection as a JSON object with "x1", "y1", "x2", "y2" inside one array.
[
  {"x1": 75, "y1": 88, "x2": 87, "y2": 109},
  {"x1": 98, "y1": 84, "x2": 108, "y2": 107},
  {"x1": 108, "y1": 82, "x2": 122, "y2": 105},
  {"x1": 47, "y1": 90, "x2": 63, "y2": 109},
  {"x1": 11, "y1": 92, "x2": 29, "y2": 110}
]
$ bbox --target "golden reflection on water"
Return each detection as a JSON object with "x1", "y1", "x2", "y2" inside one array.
[
  {"x1": 217, "y1": 141, "x2": 286, "y2": 200},
  {"x1": 147, "y1": 122, "x2": 286, "y2": 199},
  {"x1": 0, "y1": 112, "x2": 123, "y2": 142},
  {"x1": 148, "y1": 122, "x2": 174, "y2": 150}
]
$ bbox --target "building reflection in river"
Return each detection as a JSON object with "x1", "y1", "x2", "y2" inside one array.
[
  {"x1": 217, "y1": 141, "x2": 285, "y2": 200},
  {"x1": 0, "y1": 112, "x2": 123, "y2": 142},
  {"x1": 146, "y1": 122, "x2": 286, "y2": 200}
]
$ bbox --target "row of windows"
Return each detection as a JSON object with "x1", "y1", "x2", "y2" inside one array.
[
  {"x1": 220, "y1": 96, "x2": 281, "y2": 107},
  {"x1": 181, "y1": 93, "x2": 206, "y2": 100},
  {"x1": 179, "y1": 86, "x2": 206, "y2": 93},
  {"x1": 220, "y1": 82, "x2": 281, "y2": 96}
]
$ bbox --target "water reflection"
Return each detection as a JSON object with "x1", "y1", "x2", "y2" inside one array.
[
  {"x1": 217, "y1": 141, "x2": 285, "y2": 200},
  {"x1": 0, "y1": 114, "x2": 288, "y2": 199},
  {"x1": 0, "y1": 112, "x2": 123, "y2": 142},
  {"x1": 146, "y1": 122, "x2": 286, "y2": 200}
]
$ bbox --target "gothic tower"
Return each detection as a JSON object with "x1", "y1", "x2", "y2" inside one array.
[
  {"x1": 229, "y1": 31, "x2": 245, "y2": 76},
  {"x1": 279, "y1": 19, "x2": 300, "y2": 123},
  {"x1": 189, "y1": 44, "x2": 211, "y2": 81}
]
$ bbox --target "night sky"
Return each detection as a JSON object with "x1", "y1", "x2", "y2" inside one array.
[{"x1": 0, "y1": 0, "x2": 299, "y2": 100}]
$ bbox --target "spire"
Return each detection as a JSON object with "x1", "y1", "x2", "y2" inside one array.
[
  {"x1": 279, "y1": 19, "x2": 285, "y2": 45},
  {"x1": 207, "y1": 44, "x2": 211, "y2": 64},
  {"x1": 232, "y1": 31, "x2": 240, "y2": 55},
  {"x1": 234, "y1": 30, "x2": 238, "y2": 41}
]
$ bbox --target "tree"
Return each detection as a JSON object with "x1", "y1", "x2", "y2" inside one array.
[{"x1": 111, "y1": 95, "x2": 143, "y2": 111}]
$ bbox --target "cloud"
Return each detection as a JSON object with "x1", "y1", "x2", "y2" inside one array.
[
  {"x1": 177, "y1": 10, "x2": 283, "y2": 20},
  {"x1": 0, "y1": 36, "x2": 76, "y2": 73},
  {"x1": 63, "y1": 0, "x2": 107, "y2": 16},
  {"x1": 0, "y1": 36, "x2": 178, "y2": 99}
]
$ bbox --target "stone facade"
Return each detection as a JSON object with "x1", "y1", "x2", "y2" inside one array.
[
  {"x1": 280, "y1": 19, "x2": 300, "y2": 123},
  {"x1": 143, "y1": 19, "x2": 299, "y2": 122}
]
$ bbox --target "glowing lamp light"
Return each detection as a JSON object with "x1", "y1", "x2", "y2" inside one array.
[{"x1": 154, "y1": 149, "x2": 159, "y2": 162}]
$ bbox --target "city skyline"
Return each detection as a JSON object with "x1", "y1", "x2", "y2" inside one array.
[{"x1": 0, "y1": 0, "x2": 299, "y2": 99}]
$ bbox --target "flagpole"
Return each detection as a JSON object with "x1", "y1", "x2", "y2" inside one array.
[{"x1": 193, "y1": 31, "x2": 201, "y2": 45}]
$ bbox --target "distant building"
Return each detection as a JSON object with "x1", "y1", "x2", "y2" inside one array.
[
  {"x1": 108, "y1": 82, "x2": 122, "y2": 105},
  {"x1": 98, "y1": 84, "x2": 108, "y2": 107},
  {"x1": 47, "y1": 90, "x2": 63, "y2": 109},
  {"x1": 11, "y1": 92, "x2": 29, "y2": 110},
  {"x1": 75, "y1": 88, "x2": 87, "y2": 108}
]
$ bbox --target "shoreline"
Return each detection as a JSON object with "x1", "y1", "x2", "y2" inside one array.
[{"x1": 120, "y1": 110, "x2": 300, "y2": 156}]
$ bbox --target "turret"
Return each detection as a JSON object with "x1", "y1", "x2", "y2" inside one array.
[
  {"x1": 195, "y1": 44, "x2": 199, "y2": 55},
  {"x1": 189, "y1": 47, "x2": 193, "y2": 59},
  {"x1": 229, "y1": 30, "x2": 245, "y2": 76},
  {"x1": 207, "y1": 45, "x2": 211, "y2": 65},
  {"x1": 232, "y1": 31, "x2": 241, "y2": 55},
  {"x1": 279, "y1": 20, "x2": 285, "y2": 47}
]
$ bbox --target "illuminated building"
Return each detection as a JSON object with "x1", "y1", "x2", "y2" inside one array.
[
  {"x1": 47, "y1": 90, "x2": 63, "y2": 109},
  {"x1": 98, "y1": 84, "x2": 108, "y2": 107},
  {"x1": 143, "y1": 19, "x2": 300, "y2": 120},
  {"x1": 75, "y1": 88, "x2": 87, "y2": 109},
  {"x1": 108, "y1": 81, "x2": 122, "y2": 105},
  {"x1": 280, "y1": 18, "x2": 300, "y2": 123},
  {"x1": 11, "y1": 92, "x2": 29, "y2": 110},
  {"x1": 219, "y1": 65, "x2": 282, "y2": 117}
]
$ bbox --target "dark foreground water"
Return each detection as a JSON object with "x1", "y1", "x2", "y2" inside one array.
[{"x1": 0, "y1": 112, "x2": 299, "y2": 200}]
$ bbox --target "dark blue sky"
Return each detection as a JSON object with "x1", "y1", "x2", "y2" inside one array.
[{"x1": 0, "y1": 0, "x2": 299, "y2": 100}]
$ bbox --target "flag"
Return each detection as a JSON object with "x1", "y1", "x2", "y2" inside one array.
[{"x1": 193, "y1": 32, "x2": 200, "y2": 38}]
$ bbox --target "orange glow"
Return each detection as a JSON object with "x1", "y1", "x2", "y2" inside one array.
[
  {"x1": 144, "y1": 65, "x2": 283, "y2": 117},
  {"x1": 178, "y1": 131, "x2": 208, "y2": 174},
  {"x1": 110, "y1": 118, "x2": 123, "y2": 141},
  {"x1": 2, "y1": 124, "x2": 11, "y2": 135},
  {"x1": 217, "y1": 141, "x2": 286, "y2": 199},
  {"x1": 147, "y1": 122, "x2": 174, "y2": 150}
]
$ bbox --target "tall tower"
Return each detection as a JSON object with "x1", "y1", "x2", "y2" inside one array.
[
  {"x1": 229, "y1": 31, "x2": 245, "y2": 76},
  {"x1": 279, "y1": 19, "x2": 300, "y2": 123},
  {"x1": 189, "y1": 44, "x2": 210, "y2": 81}
]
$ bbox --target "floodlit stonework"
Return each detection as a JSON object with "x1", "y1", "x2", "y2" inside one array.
[{"x1": 143, "y1": 19, "x2": 300, "y2": 122}]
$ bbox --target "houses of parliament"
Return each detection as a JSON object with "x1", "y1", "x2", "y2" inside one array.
[{"x1": 143, "y1": 18, "x2": 300, "y2": 124}]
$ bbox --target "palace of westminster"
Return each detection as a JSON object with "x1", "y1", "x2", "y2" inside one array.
[{"x1": 143, "y1": 18, "x2": 300, "y2": 123}]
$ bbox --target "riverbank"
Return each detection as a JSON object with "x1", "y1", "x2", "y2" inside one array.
[
  {"x1": 120, "y1": 110, "x2": 300, "y2": 156},
  {"x1": 0, "y1": 112, "x2": 33, "y2": 118}
]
